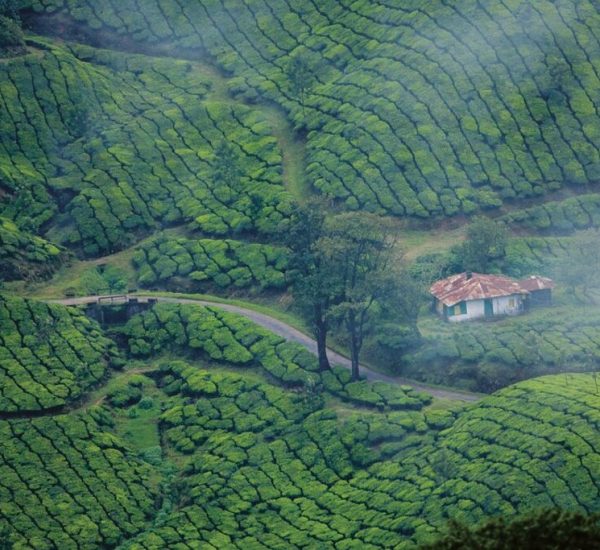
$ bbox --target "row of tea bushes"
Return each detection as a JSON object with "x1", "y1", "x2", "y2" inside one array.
[
  {"x1": 0, "y1": 294, "x2": 119, "y2": 413},
  {"x1": 133, "y1": 236, "x2": 288, "y2": 291},
  {"x1": 122, "y1": 302, "x2": 431, "y2": 410},
  {"x1": 500, "y1": 193, "x2": 600, "y2": 235}
]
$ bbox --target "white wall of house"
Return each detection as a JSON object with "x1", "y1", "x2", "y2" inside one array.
[
  {"x1": 492, "y1": 294, "x2": 525, "y2": 316},
  {"x1": 447, "y1": 299, "x2": 484, "y2": 322},
  {"x1": 443, "y1": 294, "x2": 525, "y2": 322}
]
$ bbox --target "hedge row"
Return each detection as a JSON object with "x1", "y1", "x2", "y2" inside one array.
[
  {"x1": 133, "y1": 235, "x2": 288, "y2": 291},
  {"x1": 501, "y1": 193, "x2": 600, "y2": 235},
  {"x1": 24, "y1": 0, "x2": 600, "y2": 217},
  {"x1": 0, "y1": 39, "x2": 291, "y2": 257},
  {"x1": 405, "y1": 307, "x2": 600, "y2": 392},
  {"x1": 122, "y1": 302, "x2": 431, "y2": 410},
  {"x1": 0, "y1": 216, "x2": 63, "y2": 281},
  {"x1": 0, "y1": 410, "x2": 158, "y2": 549},
  {"x1": 0, "y1": 294, "x2": 119, "y2": 412}
]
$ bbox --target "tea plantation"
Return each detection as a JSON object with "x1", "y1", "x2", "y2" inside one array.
[
  {"x1": 2, "y1": 2, "x2": 600, "y2": 547},
  {"x1": 23, "y1": 0, "x2": 600, "y2": 217},
  {"x1": 0, "y1": 39, "x2": 291, "y2": 258},
  {"x1": 2, "y1": 297, "x2": 597, "y2": 548}
]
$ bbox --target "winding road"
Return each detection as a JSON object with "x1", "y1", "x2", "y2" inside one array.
[{"x1": 50, "y1": 294, "x2": 482, "y2": 403}]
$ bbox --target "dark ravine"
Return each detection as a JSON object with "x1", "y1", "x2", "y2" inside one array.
[{"x1": 49, "y1": 293, "x2": 483, "y2": 403}]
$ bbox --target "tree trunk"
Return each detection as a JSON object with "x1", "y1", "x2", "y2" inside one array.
[
  {"x1": 350, "y1": 336, "x2": 360, "y2": 380},
  {"x1": 315, "y1": 317, "x2": 330, "y2": 371}
]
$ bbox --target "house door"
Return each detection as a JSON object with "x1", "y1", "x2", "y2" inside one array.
[{"x1": 484, "y1": 299, "x2": 493, "y2": 317}]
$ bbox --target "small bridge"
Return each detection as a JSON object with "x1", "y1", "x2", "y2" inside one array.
[{"x1": 58, "y1": 295, "x2": 158, "y2": 325}]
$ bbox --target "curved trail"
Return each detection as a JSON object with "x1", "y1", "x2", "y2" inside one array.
[{"x1": 50, "y1": 294, "x2": 482, "y2": 403}]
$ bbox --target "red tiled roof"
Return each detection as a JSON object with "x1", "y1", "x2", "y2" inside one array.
[
  {"x1": 430, "y1": 272, "x2": 530, "y2": 307},
  {"x1": 518, "y1": 275, "x2": 555, "y2": 291}
]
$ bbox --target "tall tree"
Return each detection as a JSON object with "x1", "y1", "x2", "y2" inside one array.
[
  {"x1": 285, "y1": 50, "x2": 318, "y2": 124},
  {"x1": 319, "y1": 212, "x2": 397, "y2": 380},
  {"x1": 285, "y1": 200, "x2": 338, "y2": 371},
  {"x1": 455, "y1": 216, "x2": 507, "y2": 273}
]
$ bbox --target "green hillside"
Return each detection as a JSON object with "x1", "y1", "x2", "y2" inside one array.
[
  {"x1": 0, "y1": 39, "x2": 290, "y2": 257},
  {"x1": 1, "y1": 2, "x2": 600, "y2": 547},
  {"x1": 23, "y1": 0, "x2": 600, "y2": 217},
  {"x1": 1, "y1": 297, "x2": 598, "y2": 548}
]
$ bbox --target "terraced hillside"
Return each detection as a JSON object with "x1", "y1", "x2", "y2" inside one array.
[
  {"x1": 2, "y1": 4, "x2": 600, "y2": 547},
  {"x1": 23, "y1": 0, "x2": 600, "y2": 218}
]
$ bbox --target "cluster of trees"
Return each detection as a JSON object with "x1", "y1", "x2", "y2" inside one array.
[
  {"x1": 133, "y1": 236, "x2": 288, "y2": 292},
  {"x1": 0, "y1": 413, "x2": 158, "y2": 548},
  {"x1": 425, "y1": 509, "x2": 600, "y2": 549},
  {"x1": 286, "y1": 201, "x2": 424, "y2": 379},
  {"x1": 122, "y1": 302, "x2": 430, "y2": 409},
  {"x1": 0, "y1": 294, "x2": 119, "y2": 412}
]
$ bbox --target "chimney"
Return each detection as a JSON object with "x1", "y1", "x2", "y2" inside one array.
[{"x1": 466, "y1": 271, "x2": 473, "y2": 280}]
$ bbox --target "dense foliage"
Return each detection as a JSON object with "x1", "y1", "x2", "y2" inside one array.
[
  {"x1": 23, "y1": 0, "x2": 600, "y2": 218},
  {"x1": 0, "y1": 40, "x2": 290, "y2": 258},
  {"x1": 0, "y1": 13, "x2": 24, "y2": 56},
  {"x1": 423, "y1": 509, "x2": 600, "y2": 550},
  {"x1": 0, "y1": 294, "x2": 119, "y2": 412},
  {"x1": 133, "y1": 235, "x2": 288, "y2": 292}
]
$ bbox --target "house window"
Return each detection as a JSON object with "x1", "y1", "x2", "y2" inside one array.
[
  {"x1": 508, "y1": 298, "x2": 515, "y2": 308},
  {"x1": 453, "y1": 302, "x2": 467, "y2": 316}
]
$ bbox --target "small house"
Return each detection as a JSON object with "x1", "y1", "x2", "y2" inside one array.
[{"x1": 430, "y1": 272, "x2": 553, "y2": 322}]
